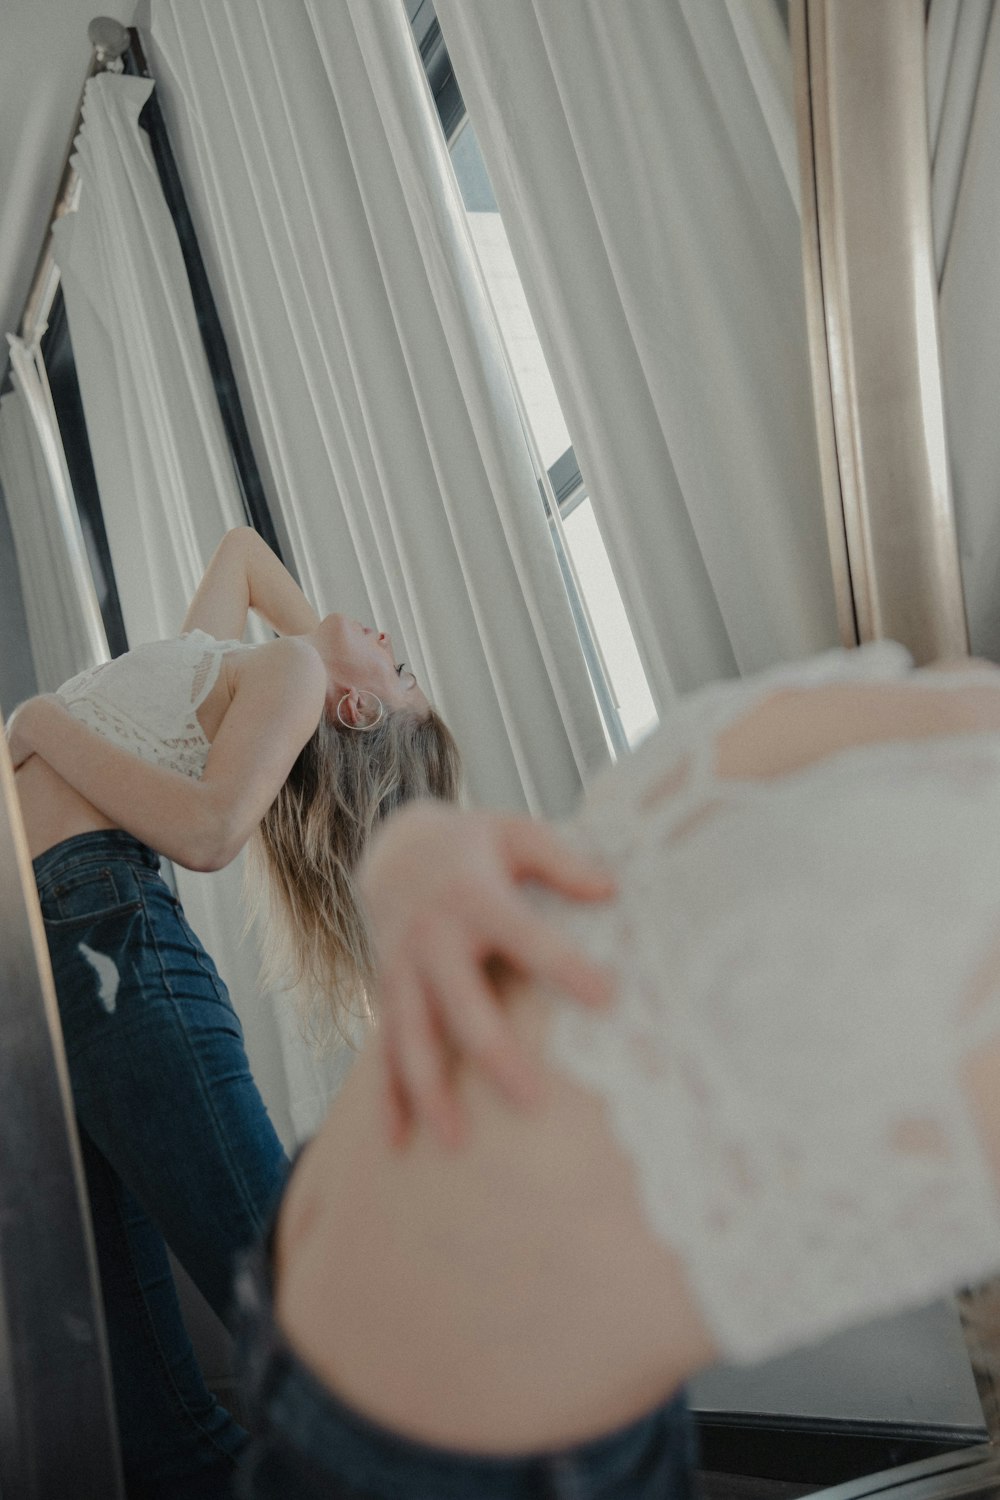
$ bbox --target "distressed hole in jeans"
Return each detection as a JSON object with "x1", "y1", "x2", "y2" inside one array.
[{"x1": 78, "y1": 942, "x2": 120, "y2": 1012}]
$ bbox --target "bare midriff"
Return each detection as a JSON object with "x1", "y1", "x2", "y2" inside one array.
[
  {"x1": 14, "y1": 654, "x2": 238, "y2": 862},
  {"x1": 274, "y1": 1001, "x2": 710, "y2": 1457},
  {"x1": 15, "y1": 757, "x2": 118, "y2": 860}
]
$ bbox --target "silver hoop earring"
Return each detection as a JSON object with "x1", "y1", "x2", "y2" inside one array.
[{"x1": 336, "y1": 690, "x2": 385, "y2": 732}]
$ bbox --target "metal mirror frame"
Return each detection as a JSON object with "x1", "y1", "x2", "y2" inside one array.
[
  {"x1": 0, "y1": 725, "x2": 123, "y2": 1496},
  {"x1": 790, "y1": 0, "x2": 969, "y2": 665}
]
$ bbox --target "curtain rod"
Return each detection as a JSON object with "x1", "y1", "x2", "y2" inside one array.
[{"x1": 17, "y1": 17, "x2": 131, "y2": 347}]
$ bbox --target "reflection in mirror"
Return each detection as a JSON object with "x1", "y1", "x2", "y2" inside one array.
[
  {"x1": 1, "y1": 0, "x2": 999, "y2": 1494},
  {"x1": 5, "y1": 520, "x2": 461, "y2": 1492},
  {"x1": 448, "y1": 114, "x2": 657, "y2": 749},
  {"x1": 0, "y1": 330, "x2": 108, "y2": 691},
  {"x1": 433, "y1": 0, "x2": 841, "y2": 709}
]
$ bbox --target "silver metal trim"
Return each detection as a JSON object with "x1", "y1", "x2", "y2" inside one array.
[
  {"x1": 790, "y1": 0, "x2": 969, "y2": 664},
  {"x1": 789, "y1": 0, "x2": 857, "y2": 648},
  {"x1": 808, "y1": 1445, "x2": 1000, "y2": 1500},
  {"x1": 87, "y1": 16, "x2": 130, "y2": 67},
  {"x1": 0, "y1": 732, "x2": 123, "y2": 1495}
]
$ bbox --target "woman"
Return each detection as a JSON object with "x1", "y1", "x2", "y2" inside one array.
[
  {"x1": 234, "y1": 641, "x2": 1000, "y2": 1500},
  {"x1": 6, "y1": 526, "x2": 461, "y2": 1499}
]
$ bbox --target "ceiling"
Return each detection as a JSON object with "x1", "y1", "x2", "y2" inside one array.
[
  {"x1": 1, "y1": 0, "x2": 135, "y2": 353},
  {"x1": 0, "y1": 0, "x2": 445, "y2": 363}
]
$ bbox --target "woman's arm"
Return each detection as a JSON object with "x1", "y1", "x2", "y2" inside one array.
[
  {"x1": 10, "y1": 639, "x2": 326, "y2": 870},
  {"x1": 182, "y1": 527, "x2": 320, "y2": 640}
]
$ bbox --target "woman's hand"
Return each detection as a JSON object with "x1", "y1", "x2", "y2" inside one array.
[
  {"x1": 359, "y1": 802, "x2": 617, "y2": 1149},
  {"x1": 4, "y1": 695, "x2": 59, "y2": 771}
]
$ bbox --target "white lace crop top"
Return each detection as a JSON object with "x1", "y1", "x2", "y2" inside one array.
[
  {"x1": 55, "y1": 629, "x2": 250, "y2": 780},
  {"x1": 545, "y1": 642, "x2": 1000, "y2": 1367}
]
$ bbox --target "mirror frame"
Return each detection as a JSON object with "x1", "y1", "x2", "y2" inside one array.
[
  {"x1": 0, "y1": 729, "x2": 123, "y2": 1496},
  {"x1": 790, "y1": 0, "x2": 969, "y2": 665}
]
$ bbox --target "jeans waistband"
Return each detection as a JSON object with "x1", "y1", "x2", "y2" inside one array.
[{"x1": 32, "y1": 830, "x2": 162, "y2": 891}]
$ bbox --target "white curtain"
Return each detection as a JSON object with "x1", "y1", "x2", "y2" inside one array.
[
  {"x1": 51, "y1": 71, "x2": 341, "y2": 1145},
  {"x1": 928, "y1": 0, "x2": 1000, "y2": 664},
  {"x1": 0, "y1": 339, "x2": 107, "y2": 692},
  {"x1": 52, "y1": 75, "x2": 250, "y2": 642},
  {"x1": 433, "y1": 0, "x2": 841, "y2": 706},
  {"x1": 145, "y1": 0, "x2": 609, "y2": 818}
]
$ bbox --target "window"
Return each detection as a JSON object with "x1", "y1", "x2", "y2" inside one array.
[
  {"x1": 410, "y1": 3, "x2": 657, "y2": 752},
  {"x1": 450, "y1": 115, "x2": 657, "y2": 750}
]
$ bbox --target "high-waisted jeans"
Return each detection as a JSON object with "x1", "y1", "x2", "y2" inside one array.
[
  {"x1": 232, "y1": 1188, "x2": 698, "y2": 1500},
  {"x1": 34, "y1": 830, "x2": 290, "y2": 1500}
]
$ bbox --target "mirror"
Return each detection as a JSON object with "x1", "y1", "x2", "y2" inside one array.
[{"x1": 0, "y1": 0, "x2": 996, "y2": 1492}]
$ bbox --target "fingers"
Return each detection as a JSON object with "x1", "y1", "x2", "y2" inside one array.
[
  {"x1": 486, "y1": 890, "x2": 616, "y2": 1009},
  {"x1": 426, "y1": 935, "x2": 544, "y2": 1111},
  {"x1": 382, "y1": 897, "x2": 612, "y2": 1150},
  {"x1": 500, "y1": 818, "x2": 617, "y2": 902},
  {"x1": 384, "y1": 974, "x2": 466, "y2": 1150}
]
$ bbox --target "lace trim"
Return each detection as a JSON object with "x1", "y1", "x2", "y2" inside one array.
[
  {"x1": 545, "y1": 644, "x2": 1000, "y2": 1365},
  {"x1": 61, "y1": 693, "x2": 212, "y2": 780},
  {"x1": 56, "y1": 631, "x2": 245, "y2": 781},
  {"x1": 190, "y1": 650, "x2": 216, "y2": 709}
]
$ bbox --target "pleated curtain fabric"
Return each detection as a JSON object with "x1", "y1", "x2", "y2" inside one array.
[
  {"x1": 0, "y1": 344, "x2": 108, "y2": 694},
  {"x1": 146, "y1": 0, "x2": 610, "y2": 819},
  {"x1": 52, "y1": 74, "x2": 251, "y2": 644},
  {"x1": 433, "y1": 0, "x2": 842, "y2": 708},
  {"x1": 928, "y1": 0, "x2": 1000, "y2": 664},
  {"x1": 50, "y1": 71, "x2": 328, "y2": 1146}
]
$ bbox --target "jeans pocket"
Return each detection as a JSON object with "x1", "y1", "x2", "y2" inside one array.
[
  {"x1": 44, "y1": 898, "x2": 148, "y2": 1062},
  {"x1": 39, "y1": 866, "x2": 141, "y2": 927}
]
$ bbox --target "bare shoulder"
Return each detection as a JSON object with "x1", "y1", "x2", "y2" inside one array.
[
  {"x1": 233, "y1": 635, "x2": 325, "y2": 690},
  {"x1": 222, "y1": 636, "x2": 327, "y2": 734}
]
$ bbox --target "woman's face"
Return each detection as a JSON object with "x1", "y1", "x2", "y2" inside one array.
[{"x1": 316, "y1": 613, "x2": 427, "y2": 715}]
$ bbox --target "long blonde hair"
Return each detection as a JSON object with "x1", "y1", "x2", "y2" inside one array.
[{"x1": 247, "y1": 704, "x2": 462, "y2": 1044}]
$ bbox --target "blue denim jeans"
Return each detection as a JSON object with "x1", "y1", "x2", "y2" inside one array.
[
  {"x1": 233, "y1": 1194, "x2": 698, "y2": 1500},
  {"x1": 34, "y1": 831, "x2": 290, "y2": 1500}
]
